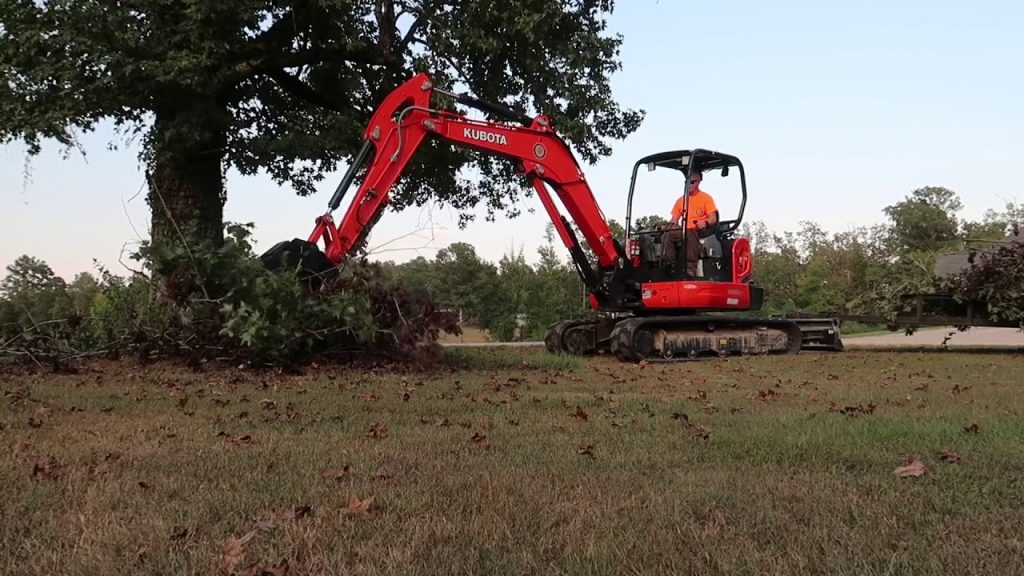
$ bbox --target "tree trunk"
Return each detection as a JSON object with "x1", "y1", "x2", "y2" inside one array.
[
  {"x1": 147, "y1": 108, "x2": 227, "y2": 251},
  {"x1": 145, "y1": 105, "x2": 228, "y2": 303}
]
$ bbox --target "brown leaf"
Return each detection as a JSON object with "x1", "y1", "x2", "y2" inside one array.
[
  {"x1": 914, "y1": 382, "x2": 929, "y2": 391},
  {"x1": 671, "y1": 412, "x2": 689, "y2": 422},
  {"x1": 963, "y1": 423, "x2": 980, "y2": 435},
  {"x1": 435, "y1": 417, "x2": 451, "y2": 427},
  {"x1": 951, "y1": 384, "x2": 971, "y2": 395},
  {"x1": 893, "y1": 455, "x2": 928, "y2": 478},
  {"x1": 758, "y1": 389, "x2": 777, "y2": 402},
  {"x1": 322, "y1": 466, "x2": 350, "y2": 481},
  {"x1": 470, "y1": 432, "x2": 489, "y2": 447},
  {"x1": 169, "y1": 527, "x2": 192, "y2": 541},
  {"x1": 260, "y1": 399, "x2": 276, "y2": 410},
  {"x1": 281, "y1": 505, "x2": 312, "y2": 521},
  {"x1": 227, "y1": 434, "x2": 255, "y2": 447},
  {"x1": 367, "y1": 423, "x2": 388, "y2": 439},
  {"x1": 693, "y1": 425, "x2": 712, "y2": 441},
  {"x1": 9, "y1": 440, "x2": 33, "y2": 459},
  {"x1": 221, "y1": 531, "x2": 256, "y2": 574},
  {"x1": 401, "y1": 391, "x2": 411, "y2": 402},
  {"x1": 359, "y1": 392, "x2": 379, "y2": 401},
  {"x1": 937, "y1": 449, "x2": 961, "y2": 463},
  {"x1": 344, "y1": 495, "x2": 376, "y2": 519},
  {"x1": 572, "y1": 406, "x2": 589, "y2": 422},
  {"x1": 137, "y1": 480, "x2": 151, "y2": 489},
  {"x1": 31, "y1": 457, "x2": 63, "y2": 481},
  {"x1": 577, "y1": 444, "x2": 596, "y2": 459}
]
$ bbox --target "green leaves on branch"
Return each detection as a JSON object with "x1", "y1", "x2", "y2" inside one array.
[{"x1": 1, "y1": 224, "x2": 459, "y2": 369}]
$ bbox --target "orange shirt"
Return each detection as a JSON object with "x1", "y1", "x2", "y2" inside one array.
[{"x1": 671, "y1": 190, "x2": 717, "y2": 229}]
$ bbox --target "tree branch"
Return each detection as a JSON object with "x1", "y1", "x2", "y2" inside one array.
[
  {"x1": 398, "y1": 1, "x2": 438, "y2": 54},
  {"x1": 266, "y1": 68, "x2": 346, "y2": 112}
]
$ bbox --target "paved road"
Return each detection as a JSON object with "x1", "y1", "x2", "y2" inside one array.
[
  {"x1": 443, "y1": 326, "x2": 1024, "y2": 350},
  {"x1": 443, "y1": 341, "x2": 543, "y2": 348},
  {"x1": 843, "y1": 326, "x2": 1024, "y2": 349}
]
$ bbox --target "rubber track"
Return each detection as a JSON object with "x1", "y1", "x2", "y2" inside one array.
[
  {"x1": 609, "y1": 315, "x2": 804, "y2": 362},
  {"x1": 544, "y1": 318, "x2": 603, "y2": 355}
]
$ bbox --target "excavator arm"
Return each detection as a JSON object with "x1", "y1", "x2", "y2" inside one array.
[{"x1": 307, "y1": 73, "x2": 624, "y2": 302}]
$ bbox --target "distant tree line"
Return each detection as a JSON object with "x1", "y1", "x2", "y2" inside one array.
[
  {"x1": 376, "y1": 186, "x2": 1024, "y2": 339},
  {"x1": 3, "y1": 186, "x2": 1022, "y2": 358}
]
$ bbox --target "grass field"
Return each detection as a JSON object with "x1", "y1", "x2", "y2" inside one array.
[{"x1": 3, "y1": 348, "x2": 1023, "y2": 575}]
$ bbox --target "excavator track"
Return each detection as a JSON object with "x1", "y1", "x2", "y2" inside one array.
[
  {"x1": 608, "y1": 315, "x2": 803, "y2": 362},
  {"x1": 544, "y1": 318, "x2": 606, "y2": 356}
]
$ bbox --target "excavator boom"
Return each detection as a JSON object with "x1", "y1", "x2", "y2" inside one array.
[{"x1": 308, "y1": 72, "x2": 621, "y2": 302}]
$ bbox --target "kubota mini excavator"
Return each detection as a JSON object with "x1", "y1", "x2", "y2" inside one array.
[{"x1": 261, "y1": 72, "x2": 830, "y2": 361}]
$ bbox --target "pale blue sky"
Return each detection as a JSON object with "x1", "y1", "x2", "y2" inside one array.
[{"x1": 2, "y1": 0, "x2": 1023, "y2": 279}]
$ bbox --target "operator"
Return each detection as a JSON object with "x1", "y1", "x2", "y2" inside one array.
[{"x1": 661, "y1": 170, "x2": 718, "y2": 276}]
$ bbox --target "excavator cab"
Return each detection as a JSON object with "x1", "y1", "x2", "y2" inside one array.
[{"x1": 623, "y1": 149, "x2": 747, "y2": 284}]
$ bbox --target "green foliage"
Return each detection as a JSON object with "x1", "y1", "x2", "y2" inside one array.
[
  {"x1": 387, "y1": 235, "x2": 591, "y2": 341},
  {"x1": 942, "y1": 240, "x2": 1024, "y2": 324},
  {"x1": 1, "y1": 224, "x2": 457, "y2": 368},
  {"x1": 633, "y1": 214, "x2": 669, "y2": 232},
  {"x1": 0, "y1": 0, "x2": 643, "y2": 225},
  {"x1": 883, "y1": 186, "x2": 963, "y2": 254}
]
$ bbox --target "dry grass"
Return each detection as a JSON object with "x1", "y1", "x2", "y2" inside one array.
[{"x1": 3, "y1": 348, "x2": 1023, "y2": 575}]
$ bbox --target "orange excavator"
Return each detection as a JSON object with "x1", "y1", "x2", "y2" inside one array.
[{"x1": 262, "y1": 73, "x2": 839, "y2": 361}]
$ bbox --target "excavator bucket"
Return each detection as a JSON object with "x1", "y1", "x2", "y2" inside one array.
[{"x1": 259, "y1": 238, "x2": 338, "y2": 291}]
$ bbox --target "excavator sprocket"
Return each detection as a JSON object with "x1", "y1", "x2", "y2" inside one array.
[{"x1": 545, "y1": 319, "x2": 606, "y2": 356}]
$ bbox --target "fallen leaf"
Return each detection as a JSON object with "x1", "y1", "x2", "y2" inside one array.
[
  {"x1": 9, "y1": 440, "x2": 33, "y2": 458},
  {"x1": 31, "y1": 457, "x2": 63, "y2": 480},
  {"x1": 638, "y1": 360, "x2": 650, "y2": 368},
  {"x1": 758, "y1": 389, "x2": 777, "y2": 402},
  {"x1": 572, "y1": 406, "x2": 589, "y2": 422},
  {"x1": 137, "y1": 480, "x2": 152, "y2": 489},
  {"x1": 169, "y1": 527, "x2": 192, "y2": 541},
  {"x1": 671, "y1": 412, "x2": 689, "y2": 422},
  {"x1": 963, "y1": 423, "x2": 980, "y2": 435},
  {"x1": 359, "y1": 392, "x2": 379, "y2": 401},
  {"x1": 401, "y1": 391, "x2": 411, "y2": 402},
  {"x1": 693, "y1": 425, "x2": 712, "y2": 440},
  {"x1": 221, "y1": 531, "x2": 256, "y2": 573},
  {"x1": 893, "y1": 455, "x2": 928, "y2": 478},
  {"x1": 281, "y1": 505, "x2": 312, "y2": 521},
  {"x1": 470, "y1": 432, "x2": 489, "y2": 447},
  {"x1": 577, "y1": 444, "x2": 596, "y2": 458},
  {"x1": 435, "y1": 417, "x2": 451, "y2": 427},
  {"x1": 322, "y1": 466, "x2": 350, "y2": 481},
  {"x1": 260, "y1": 399, "x2": 276, "y2": 410},
  {"x1": 914, "y1": 382, "x2": 929, "y2": 391},
  {"x1": 227, "y1": 434, "x2": 255, "y2": 447},
  {"x1": 344, "y1": 495, "x2": 376, "y2": 519},
  {"x1": 937, "y1": 449, "x2": 961, "y2": 463},
  {"x1": 367, "y1": 423, "x2": 388, "y2": 439}
]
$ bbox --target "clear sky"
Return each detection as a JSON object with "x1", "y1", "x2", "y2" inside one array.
[{"x1": 2, "y1": 0, "x2": 1023, "y2": 280}]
